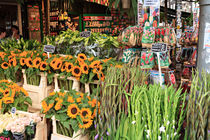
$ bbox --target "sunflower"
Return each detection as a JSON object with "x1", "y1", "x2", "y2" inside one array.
[
  {"x1": 80, "y1": 108, "x2": 92, "y2": 119},
  {"x1": 65, "y1": 55, "x2": 73, "y2": 60},
  {"x1": 1, "y1": 62, "x2": 9, "y2": 69},
  {"x1": 89, "y1": 60, "x2": 101, "y2": 68},
  {"x1": 58, "y1": 92, "x2": 66, "y2": 97},
  {"x1": 78, "y1": 119, "x2": 93, "y2": 129},
  {"x1": 20, "y1": 58, "x2": 25, "y2": 66},
  {"x1": 78, "y1": 53, "x2": 87, "y2": 61},
  {"x1": 3, "y1": 89, "x2": 10, "y2": 97},
  {"x1": 68, "y1": 96, "x2": 74, "y2": 103},
  {"x1": 93, "y1": 65, "x2": 103, "y2": 74},
  {"x1": 25, "y1": 57, "x2": 33, "y2": 68},
  {"x1": 0, "y1": 99, "x2": 2, "y2": 109},
  {"x1": 61, "y1": 64, "x2": 66, "y2": 72},
  {"x1": 8, "y1": 56, "x2": 13, "y2": 60},
  {"x1": 81, "y1": 63, "x2": 89, "y2": 74},
  {"x1": 67, "y1": 104, "x2": 80, "y2": 118},
  {"x1": 65, "y1": 62, "x2": 74, "y2": 73},
  {"x1": 21, "y1": 88, "x2": 28, "y2": 96},
  {"x1": 72, "y1": 66, "x2": 82, "y2": 77},
  {"x1": 88, "y1": 101, "x2": 95, "y2": 108},
  {"x1": 9, "y1": 58, "x2": 17, "y2": 67},
  {"x1": 115, "y1": 65, "x2": 123, "y2": 68},
  {"x1": 49, "y1": 92, "x2": 56, "y2": 96},
  {"x1": 3, "y1": 97, "x2": 14, "y2": 104},
  {"x1": 50, "y1": 58, "x2": 57, "y2": 67},
  {"x1": 54, "y1": 59, "x2": 63, "y2": 70},
  {"x1": 102, "y1": 57, "x2": 112, "y2": 63},
  {"x1": 33, "y1": 57, "x2": 42, "y2": 68},
  {"x1": 40, "y1": 61, "x2": 48, "y2": 71},
  {"x1": 87, "y1": 96, "x2": 91, "y2": 100},
  {"x1": 97, "y1": 72, "x2": 105, "y2": 81},
  {"x1": 88, "y1": 56, "x2": 94, "y2": 62},
  {"x1": 55, "y1": 100, "x2": 63, "y2": 110},
  {"x1": 76, "y1": 97, "x2": 82, "y2": 103}
]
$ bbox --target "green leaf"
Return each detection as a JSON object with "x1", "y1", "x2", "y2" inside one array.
[
  {"x1": 45, "y1": 113, "x2": 54, "y2": 119},
  {"x1": 76, "y1": 116, "x2": 83, "y2": 125},
  {"x1": 61, "y1": 121, "x2": 70, "y2": 130},
  {"x1": 25, "y1": 97, "x2": 32, "y2": 105},
  {"x1": 70, "y1": 119, "x2": 79, "y2": 132}
]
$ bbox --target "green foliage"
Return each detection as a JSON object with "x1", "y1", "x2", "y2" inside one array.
[{"x1": 185, "y1": 71, "x2": 210, "y2": 140}]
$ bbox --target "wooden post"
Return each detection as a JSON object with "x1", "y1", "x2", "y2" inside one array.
[{"x1": 17, "y1": 4, "x2": 22, "y2": 35}]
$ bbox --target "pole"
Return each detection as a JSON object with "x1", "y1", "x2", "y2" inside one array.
[
  {"x1": 197, "y1": 0, "x2": 210, "y2": 73},
  {"x1": 157, "y1": 52, "x2": 162, "y2": 86}
]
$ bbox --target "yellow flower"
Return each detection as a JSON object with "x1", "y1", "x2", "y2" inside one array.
[
  {"x1": 67, "y1": 104, "x2": 80, "y2": 118},
  {"x1": 68, "y1": 96, "x2": 74, "y2": 103},
  {"x1": 80, "y1": 108, "x2": 92, "y2": 120},
  {"x1": 78, "y1": 119, "x2": 93, "y2": 129}
]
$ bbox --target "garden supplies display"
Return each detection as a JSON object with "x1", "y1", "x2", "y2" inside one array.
[
  {"x1": 0, "y1": 112, "x2": 41, "y2": 140},
  {"x1": 119, "y1": 25, "x2": 143, "y2": 47},
  {"x1": 142, "y1": 26, "x2": 155, "y2": 48},
  {"x1": 140, "y1": 51, "x2": 155, "y2": 69},
  {"x1": 0, "y1": 80, "x2": 32, "y2": 113},
  {"x1": 42, "y1": 90, "x2": 100, "y2": 138},
  {"x1": 122, "y1": 48, "x2": 141, "y2": 63},
  {"x1": 154, "y1": 51, "x2": 170, "y2": 68},
  {"x1": 45, "y1": 30, "x2": 120, "y2": 58}
]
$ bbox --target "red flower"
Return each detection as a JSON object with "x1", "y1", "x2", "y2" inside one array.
[
  {"x1": 141, "y1": 53, "x2": 146, "y2": 61},
  {"x1": 141, "y1": 63, "x2": 144, "y2": 66},
  {"x1": 161, "y1": 28, "x2": 165, "y2": 36},
  {"x1": 170, "y1": 74, "x2": 176, "y2": 84},
  {"x1": 150, "y1": 57, "x2": 154, "y2": 61},
  {"x1": 145, "y1": 61, "x2": 149, "y2": 64}
]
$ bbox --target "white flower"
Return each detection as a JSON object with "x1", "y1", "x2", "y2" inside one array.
[
  {"x1": 146, "y1": 130, "x2": 150, "y2": 135},
  {"x1": 174, "y1": 132, "x2": 177, "y2": 136},
  {"x1": 142, "y1": 117, "x2": 144, "y2": 120},
  {"x1": 167, "y1": 121, "x2": 170, "y2": 125},
  {"x1": 158, "y1": 136, "x2": 161, "y2": 140},
  {"x1": 173, "y1": 125, "x2": 175, "y2": 129},
  {"x1": 167, "y1": 135, "x2": 169, "y2": 140},
  {"x1": 132, "y1": 121, "x2": 136, "y2": 125},
  {"x1": 159, "y1": 125, "x2": 165, "y2": 133},
  {"x1": 145, "y1": 125, "x2": 147, "y2": 128},
  {"x1": 146, "y1": 134, "x2": 149, "y2": 139},
  {"x1": 135, "y1": 111, "x2": 138, "y2": 115},
  {"x1": 172, "y1": 120, "x2": 175, "y2": 124}
]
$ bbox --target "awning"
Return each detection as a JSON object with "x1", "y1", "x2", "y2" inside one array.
[{"x1": 86, "y1": 0, "x2": 109, "y2": 6}]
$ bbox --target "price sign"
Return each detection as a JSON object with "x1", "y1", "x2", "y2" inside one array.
[
  {"x1": 80, "y1": 31, "x2": 91, "y2": 38},
  {"x1": 11, "y1": 107, "x2": 16, "y2": 114},
  {"x1": 152, "y1": 43, "x2": 167, "y2": 52},
  {"x1": 44, "y1": 45, "x2": 55, "y2": 53}
]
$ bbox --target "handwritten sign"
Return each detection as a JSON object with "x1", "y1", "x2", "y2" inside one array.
[
  {"x1": 152, "y1": 43, "x2": 167, "y2": 52},
  {"x1": 80, "y1": 31, "x2": 91, "y2": 38},
  {"x1": 144, "y1": 0, "x2": 159, "y2": 7},
  {"x1": 44, "y1": 45, "x2": 55, "y2": 53}
]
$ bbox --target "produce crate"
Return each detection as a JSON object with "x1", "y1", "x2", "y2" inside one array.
[
  {"x1": 85, "y1": 80, "x2": 100, "y2": 95},
  {"x1": 51, "y1": 116, "x2": 88, "y2": 140},
  {"x1": 16, "y1": 110, "x2": 47, "y2": 140},
  {"x1": 22, "y1": 69, "x2": 54, "y2": 110},
  {"x1": 54, "y1": 74, "x2": 80, "y2": 92}
]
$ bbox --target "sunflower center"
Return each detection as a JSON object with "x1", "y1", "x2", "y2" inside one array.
[
  {"x1": 74, "y1": 68, "x2": 80, "y2": 74},
  {"x1": 83, "y1": 121, "x2": 88, "y2": 124},
  {"x1": 22, "y1": 59, "x2": 25, "y2": 63},
  {"x1": 84, "y1": 66, "x2": 87, "y2": 71},
  {"x1": 68, "y1": 65, "x2": 72, "y2": 69},
  {"x1": 82, "y1": 111, "x2": 88, "y2": 117},
  {"x1": 4, "y1": 91, "x2": 9, "y2": 95},
  {"x1": 62, "y1": 65, "x2": 66, "y2": 69},
  {"x1": 29, "y1": 60, "x2": 32, "y2": 65},
  {"x1": 71, "y1": 107, "x2": 78, "y2": 114},
  {"x1": 42, "y1": 64, "x2": 46, "y2": 68},
  {"x1": 57, "y1": 63, "x2": 61, "y2": 68},
  {"x1": 52, "y1": 61, "x2": 56, "y2": 64},
  {"x1": 97, "y1": 67, "x2": 100, "y2": 71},
  {"x1": 3, "y1": 63, "x2": 8, "y2": 67},
  {"x1": 36, "y1": 61, "x2": 40, "y2": 65},
  {"x1": 80, "y1": 56, "x2": 84, "y2": 59}
]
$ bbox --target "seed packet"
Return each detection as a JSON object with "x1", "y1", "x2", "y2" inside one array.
[
  {"x1": 122, "y1": 48, "x2": 141, "y2": 63},
  {"x1": 140, "y1": 51, "x2": 155, "y2": 69}
]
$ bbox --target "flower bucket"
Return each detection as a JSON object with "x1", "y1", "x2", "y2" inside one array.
[
  {"x1": 22, "y1": 69, "x2": 54, "y2": 110},
  {"x1": 51, "y1": 116, "x2": 89, "y2": 140},
  {"x1": 54, "y1": 74, "x2": 80, "y2": 92},
  {"x1": 84, "y1": 80, "x2": 100, "y2": 95}
]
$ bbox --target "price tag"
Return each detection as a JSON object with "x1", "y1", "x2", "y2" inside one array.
[
  {"x1": 152, "y1": 43, "x2": 167, "y2": 52},
  {"x1": 44, "y1": 45, "x2": 55, "y2": 53},
  {"x1": 11, "y1": 107, "x2": 16, "y2": 114},
  {"x1": 80, "y1": 31, "x2": 91, "y2": 38}
]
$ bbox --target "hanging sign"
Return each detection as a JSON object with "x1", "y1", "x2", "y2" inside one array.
[
  {"x1": 144, "y1": 0, "x2": 159, "y2": 7},
  {"x1": 152, "y1": 43, "x2": 167, "y2": 52},
  {"x1": 80, "y1": 31, "x2": 91, "y2": 38},
  {"x1": 137, "y1": 0, "x2": 143, "y2": 25}
]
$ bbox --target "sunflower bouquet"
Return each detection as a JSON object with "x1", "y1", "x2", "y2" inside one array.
[
  {"x1": 41, "y1": 89, "x2": 100, "y2": 137},
  {"x1": 19, "y1": 51, "x2": 50, "y2": 86},
  {"x1": 0, "y1": 80, "x2": 32, "y2": 114},
  {"x1": 0, "y1": 50, "x2": 22, "y2": 83}
]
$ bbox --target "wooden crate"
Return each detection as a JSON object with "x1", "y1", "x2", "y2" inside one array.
[
  {"x1": 54, "y1": 74, "x2": 80, "y2": 92},
  {"x1": 22, "y1": 69, "x2": 54, "y2": 110},
  {"x1": 16, "y1": 111, "x2": 47, "y2": 140},
  {"x1": 85, "y1": 80, "x2": 99, "y2": 95},
  {"x1": 51, "y1": 116, "x2": 88, "y2": 140}
]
